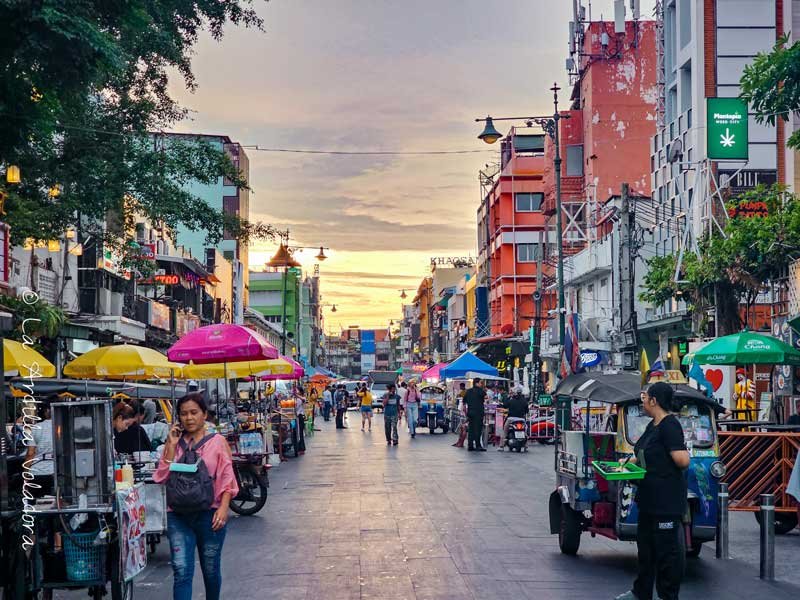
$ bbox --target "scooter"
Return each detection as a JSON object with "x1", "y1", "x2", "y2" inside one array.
[{"x1": 504, "y1": 417, "x2": 529, "y2": 452}]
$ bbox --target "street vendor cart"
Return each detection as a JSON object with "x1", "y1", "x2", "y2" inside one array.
[{"x1": 549, "y1": 372, "x2": 727, "y2": 557}]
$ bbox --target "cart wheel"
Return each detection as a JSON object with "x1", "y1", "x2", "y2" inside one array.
[
  {"x1": 230, "y1": 470, "x2": 269, "y2": 516},
  {"x1": 754, "y1": 511, "x2": 799, "y2": 535},
  {"x1": 558, "y1": 505, "x2": 581, "y2": 555},
  {"x1": 686, "y1": 541, "x2": 703, "y2": 558}
]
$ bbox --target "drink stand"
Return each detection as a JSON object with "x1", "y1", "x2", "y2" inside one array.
[{"x1": 30, "y1": 398, "x2": 139, "y2": 600}]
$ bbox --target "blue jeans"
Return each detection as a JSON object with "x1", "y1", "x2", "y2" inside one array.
[
  {"x1": 167, "y1": 510, "x2": 226, "y2": 600},
  {"x1": 406, "y1": 403, "x2": 419, "y2": 435}
]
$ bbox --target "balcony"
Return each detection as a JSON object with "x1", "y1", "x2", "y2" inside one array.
[{"x1": 563, "y1": 236, "x2": 613, "y2": 287}]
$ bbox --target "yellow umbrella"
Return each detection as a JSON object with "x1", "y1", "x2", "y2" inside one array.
[
  {"x1": 181, "y1": 358, "x2": 293, "y2": 380},
  {"x1": 63, "y1": 344, "x2": 183, "y2": 380},
  {"x1": 3, "y1": 339, "x2": 56, "y2": 378}
]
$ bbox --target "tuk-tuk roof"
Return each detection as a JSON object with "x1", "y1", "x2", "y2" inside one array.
[{"x1": 555, "y1": 372, "x2": 724, "y2": 412}]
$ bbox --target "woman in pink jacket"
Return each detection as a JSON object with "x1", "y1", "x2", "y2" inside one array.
[{"x1": 153, "y1": 393, "x2": 239, "y2": 600}]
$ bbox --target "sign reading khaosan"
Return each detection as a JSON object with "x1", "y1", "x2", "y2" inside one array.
[{"x1": 707, "y1": 98, "x2": 749, "y2": 161}]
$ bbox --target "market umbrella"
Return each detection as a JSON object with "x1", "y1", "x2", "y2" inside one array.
[
  {"x1": 3, "y1": 339, "x2": 56, "y2": 378},
  {"x1": 692, "y1": 331, "x2": 800, "y2": 365},
  {"x1": 422, "y1": 362, "x2": 448, "y2": 381},
  {"x1": 309, "y1": 373, "x2": 332, "y2": 383},
  {"x1": 167, "y1": 323, "x2": 279, "y2": 364},
  {"x1": 181, "y1": 357, "x2": 294, "y2": 380},
  {"x1": 63, "y1": 344, "x2": 183, "y2": 380},
  {"x1": 259, "y1": 356, "x2": 304, "y2": 380}
]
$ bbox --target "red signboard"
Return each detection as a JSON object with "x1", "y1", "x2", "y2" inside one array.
[{"x1": 728, "y1": 200, "x2": 768, "y2": 219}]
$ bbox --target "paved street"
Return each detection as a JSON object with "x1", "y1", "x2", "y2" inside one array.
[{"x1": 66, "y1": 412, "x2": 800, "y2": 600}]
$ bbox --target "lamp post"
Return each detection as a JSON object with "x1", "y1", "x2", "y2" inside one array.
[
  {"x1": 476, "y1": 83, "x2": 567, "y2": 345},
  {"x1": 267, "y1": 231, "x2": 330, "y2": 356}
]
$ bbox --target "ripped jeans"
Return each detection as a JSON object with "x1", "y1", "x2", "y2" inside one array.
[{"x1": 167, "y1": 510, "x2": 227, "y2": 600}]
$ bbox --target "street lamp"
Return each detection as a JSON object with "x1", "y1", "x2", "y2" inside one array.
[
  {"x1": 475, "y1": 82, "x2": 567, "y2": 346},
  {"x1": 267, "y1": 235, "x2": 301, "y2": 356},
  {"x1": 399, "y1": 289, "x2": 408, "y2": 299}
]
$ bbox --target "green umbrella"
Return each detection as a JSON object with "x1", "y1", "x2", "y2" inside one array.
[
  {"x1": 692, "y1": 331, "x2": 800, "y2": 365},
  {"x1": 681, "y1": 352, "x2": 694, "y2": 366}
]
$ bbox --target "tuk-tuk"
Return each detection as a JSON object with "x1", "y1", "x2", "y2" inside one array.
[
  {"x1": 548, "y1": 372, "x2": 726, "y2": 557},
  {"x1": 418, "y1": 385, "x2": 449, "y2": 434}
]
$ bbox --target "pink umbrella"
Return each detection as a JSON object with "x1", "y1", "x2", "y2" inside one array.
[
  {"x1": 260, "y1": 356, "x2": 304, "y2": 381},
  {"x1": 167, "y1": 324, "x2": 279, "y2": 364},
  {"x1": 422, "y1": 362, "x2": 448, "y2": 381}
]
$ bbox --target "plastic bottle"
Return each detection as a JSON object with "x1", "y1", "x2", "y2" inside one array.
[{"x1": 121, "y1": 463, "x2": 134, "y2": 486}]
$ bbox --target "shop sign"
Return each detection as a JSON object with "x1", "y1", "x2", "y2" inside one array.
[
  {"x1": 728, "y1": 200, "x2": 768, "y2": 219},
  {"x1": 537, "y1": 393, "x2": 553, "y2": 407},
  {"x1": 719, "y1": 169, "x2": 777, "y2": 197},
  {"x1": 429, "y1": 256, "x2": 475, "y2": 267},
  {"x1": 579, "y1": 350, "x2": 602, "y2": 367},
  {"x1": 707, "y1": 98, "x2": 749, "y2": 160},
  {"x1": 100, "y1": 246, "x2": 131, "y2": 280},
  {"x1": 137, "y1": 243, "x2": 156, "y2": 261},
  {"x1": 154, "y1": 274, "x2": 179, "y2": 285},
  {"x1": 150, "y1": 301, "x2": 171, "y2": 331},
  {"x1": 176, "y1": 313, "x2": 200, "y2": 336},
  {"x1": 117, "y1": 485, "x2": 147, "y2": 582}
]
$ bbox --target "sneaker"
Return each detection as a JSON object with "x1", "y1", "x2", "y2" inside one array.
[
  {"x1": 467, "y1": 447, "x2": 475, "y2": 452},
  {"x1": 361, "y1": 427, "x2": 364, "y2": 432},
  {"x1": 411, "y1": 434, "x2": 416, "y2": 438},
  {"x1": 477, "y1": 448, "x2": 487, "y2": 452},
  {"x1": 613, "y1": 592, "x2": 638, "y2": 600},
  {"x1": 393, "y1": 441, "x2": 398, "y2": 446},
  {"x1": 497, "y1": 447, "x2": 504, "y2": 452}
]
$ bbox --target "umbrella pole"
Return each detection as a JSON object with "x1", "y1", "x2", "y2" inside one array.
[{"x1": 170, "y1": 369, "x2": 176, "y2": 423}]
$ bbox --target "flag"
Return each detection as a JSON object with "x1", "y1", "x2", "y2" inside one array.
[
  {"x1": 688, "y1": 360, "x2": 714, "y2": 398},
  {"x1": 650, "y1": 355, "x2": 666, "y2": 377},
  {"x1": 559, "y1": 313, "x2": 584, "y2": 379},
  {"x1": 639, "y1": 349, "x2": 651, "y2": 386}
]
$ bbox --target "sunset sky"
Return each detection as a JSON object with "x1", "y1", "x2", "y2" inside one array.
[{"x1": 172, "y1": 0, "x2": 654, "y2": 329}]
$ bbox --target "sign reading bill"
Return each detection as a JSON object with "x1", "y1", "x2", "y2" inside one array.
[{"x1": 707, "y1": 98, "x2": 749, "y2": 160}]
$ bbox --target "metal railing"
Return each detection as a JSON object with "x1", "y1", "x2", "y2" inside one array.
[{"x1": 718, "y1": 431, "x2": 800, "y2": 514}]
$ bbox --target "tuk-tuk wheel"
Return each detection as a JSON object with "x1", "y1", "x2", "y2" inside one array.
[
  {"x1": 558, "y1": 505, "x2": 581, "y2": 555},
  {"x1": 754, "y1": 511, "x2": 799, "y2": 535}
]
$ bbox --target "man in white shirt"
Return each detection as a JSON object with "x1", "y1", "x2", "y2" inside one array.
[
  {"x1": 322, "y1": 386, "x2": 333, "y2": 421},
  {"x1": 24, "y1": 404, "x2": 54, "y2": 497}
]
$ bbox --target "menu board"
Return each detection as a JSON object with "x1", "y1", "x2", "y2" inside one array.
[{"x1": 117, "y1": 484, "x2": 147, "y2": 582}]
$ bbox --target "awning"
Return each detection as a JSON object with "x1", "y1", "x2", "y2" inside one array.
[{"x1": 156, "y1": 254, "x2": 210, "y2": 277}]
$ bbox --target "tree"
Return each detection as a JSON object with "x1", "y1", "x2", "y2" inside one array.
[
  {"x1": 0, "y1": 1, "x2": 272, "y2": 250},
  {"x1": 740, "y1": 34, "x2": 800, "y2": 149}
]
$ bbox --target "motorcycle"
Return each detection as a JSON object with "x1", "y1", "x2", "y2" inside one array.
[
  {"x1": 230, "y1": 453, "x2": 270, "y2": 515},
  {"x1": 504, "y1": 416, "x2": 529, "y2": 452}
]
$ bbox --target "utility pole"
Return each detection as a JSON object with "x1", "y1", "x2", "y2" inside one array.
[
  {"x1": 530, "y1": 230, "x2": 545, "y2": 400},
  {"x1": 619, "y1": 183, "x2": 638, "y2": 364},
  {"x1": 552, "y1": 83, "x2": 567, "y2": 346}
]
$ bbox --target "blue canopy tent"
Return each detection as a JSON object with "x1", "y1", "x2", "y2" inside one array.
[{"x1": 440, "y1": 352, "x2": 498, "y2": 379}]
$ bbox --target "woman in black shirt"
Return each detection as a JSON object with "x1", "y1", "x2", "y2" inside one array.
[{"x1": 616, "y1": 382, "x2": 690, "y2": 600}]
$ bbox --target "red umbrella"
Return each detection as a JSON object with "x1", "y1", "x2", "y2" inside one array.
[{"x1": 167, "y1": 323, "x2": 279, "y2": 364}]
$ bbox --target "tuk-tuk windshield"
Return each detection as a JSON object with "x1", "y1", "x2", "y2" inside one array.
[
  {"x1": 625, "y1": 402, "x2": 714, "y2": 448},
  {"x1": 420, "y1": 388, "x2": 443, "y2": 402}
]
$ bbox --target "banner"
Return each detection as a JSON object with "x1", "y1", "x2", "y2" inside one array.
[{"x1": 117, "y1": 484, "x2": 147, "y2": 582}]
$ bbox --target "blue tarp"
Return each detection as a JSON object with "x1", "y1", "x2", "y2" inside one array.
[{"x1": 440, "y1": 352, "x2": 498, "y2": 379}]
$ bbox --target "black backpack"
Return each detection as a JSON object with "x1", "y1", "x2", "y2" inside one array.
[{"x1": 166, "y1": 433, "x2": 217, "y2": 514}]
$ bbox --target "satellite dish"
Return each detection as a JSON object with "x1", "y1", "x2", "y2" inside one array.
[{"x1": 667, "y1": 139, "x2": 683, "y2": 163}]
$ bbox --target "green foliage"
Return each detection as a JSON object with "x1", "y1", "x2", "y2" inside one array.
[
  {"x1": 0, "y1": 295, "x2": 67, "y2": 341},
  {"x1": 0, "y1": 1, "x2": 271, "y2": 249},
  {"x1": 639, "y1": 185, "x2": 800, "y2": 334},
  {"x1": 740, "y1": 34, "x2": 800, "y2": 149}
]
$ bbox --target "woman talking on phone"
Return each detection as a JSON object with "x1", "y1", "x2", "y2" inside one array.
[
  {"x1": 153, "y1": 393, "x2": 239, "y2": 600},
  {"x1": 615, "y1": 382, "x2": 690, "y2": 600}
]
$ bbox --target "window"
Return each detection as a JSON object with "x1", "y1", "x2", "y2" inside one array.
[
  {"x1": 566, "y1": 145, "x2": 584, "y2": 176},
  {"x1": 600, "y1": 277, "x2": 608, "y2": 288},
  {"x1": 515, "y1": 192, "x2": 543, "y2": 212},
  {"x1": 516, "y1": 243, "x2": 539, "y2": 262},
  {"x1": 587, "y1": 284, "x2": 594, "y2": 294}
]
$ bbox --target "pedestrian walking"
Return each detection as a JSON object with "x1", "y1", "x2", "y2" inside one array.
[
  {"x1": 464, "y1": 378, "x2": 487, "y2": 451},
  {"x1": 405, "y1": 380, "x2": 420, "y2": 438},
  {"x1": 322, "y1": 385, "x2": 333, "y2": 421},
  {"x1": 357, "y1": 383, "x2": 374, "y2": 431},
  {"x1": 334, "y1": 384, "x2": 347, "y2": 429},
  {"x1": 615, "y1": 382, "x2": 690, "y2": 600},
  {"x1": 293, "y1": 388, "x2": 306, "y2": 456},
  {"x1": 398, "y1": 381, "x2": 409, "y2": 425},
  {"x1": 153, "y1": 393, "x2": 239, "y2": 600},
  {"x1": 382, "y1": 383, "x2": 402, "y2": 445}
]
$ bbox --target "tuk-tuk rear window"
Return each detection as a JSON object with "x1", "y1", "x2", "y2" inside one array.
[{"x1": 625, "y1": 402, "x2": 714, "y2": 448}]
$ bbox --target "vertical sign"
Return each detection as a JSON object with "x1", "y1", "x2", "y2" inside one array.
[{"x1": 707, "y1": 98, "x2": 749, "y2": 160}]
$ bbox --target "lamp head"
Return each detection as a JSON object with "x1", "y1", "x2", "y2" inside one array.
[
  {"x1": 331, "y1": 304, "x2": 337, "y2": 313},
  {"x1": 400, "y1": 289, "x2": 407, "y2": 299},
  {"x1": 267, "y1": 244, "x2": 301, "y2": 268},
  {"x1": 315, "y1": 246, "x2": 328, "y2": 261},
  {"x1": 478, "y1": 117, "x2": 502, "y2": 144}
]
